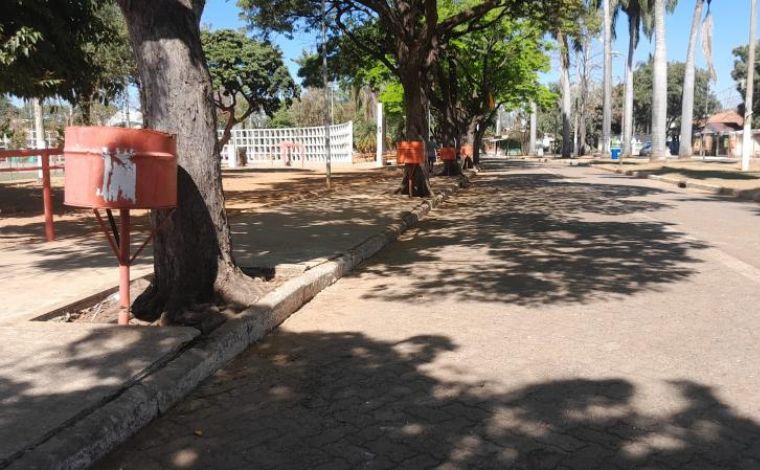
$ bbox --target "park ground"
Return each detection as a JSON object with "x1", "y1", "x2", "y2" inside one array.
[{"x1": 94, "y1": 158, "x2": 760, "y2": 469}]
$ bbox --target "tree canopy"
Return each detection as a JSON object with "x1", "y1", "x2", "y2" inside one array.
[
  {"x1": 201, "y1": 28, "x2": 297, "y2": 147},
  {"x1": 633, "y1": 58, "x2": 719, "y2": 134},
  {"x1": 1, "y1": 0, "x2": 133, "y2": 118},
  {"x1": 731, "y1": 41, "x2": 760, "y2": 126}
]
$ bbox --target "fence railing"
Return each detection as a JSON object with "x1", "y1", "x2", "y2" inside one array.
[
  {"x1": 219, "y1": 121, "x2": 353, "y2": 167},
  {"x1": 0, "y1": 148, "x2": 63, "y2": 241}
]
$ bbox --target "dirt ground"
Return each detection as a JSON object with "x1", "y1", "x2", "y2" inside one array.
[
  {"x1": 0, "y1": 163, "x2": 406, "y2": 325},
  {"x1": 0, "y1": 164, "x2": 403, "y2": 243},
  {"x1": 594, "y1": 159, "x2": 760, "y2": 191}
]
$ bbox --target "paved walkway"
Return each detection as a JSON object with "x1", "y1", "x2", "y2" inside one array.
[
  {"x1": 0, "y1": 163, "x2": 382, "y2": 322},
  {"x1": 101, "y1": 159, "x2": 760, "y2": 469},
  {"x1": 0, "y1": 165, "x2": 440, "y2": 467}
]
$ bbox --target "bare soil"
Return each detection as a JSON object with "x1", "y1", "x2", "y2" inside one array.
[
  {"x1": 595, "y1": 159, "x2": 760, "y2": 191},
  {"x1": 11, "y1": 164, "x2": 403, "y2": 327}
]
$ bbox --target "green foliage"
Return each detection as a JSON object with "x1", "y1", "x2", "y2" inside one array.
[
  {"x1": 731, "y1": 41, "x2": 760, "y2": 126},
  {"x1": 429, "y1": 15, "x2": 553, "y2": 144},
  {"x1": 268, "y1": 103, "x2": 296, "y2": 128},
  {"x1": 352, "y1": 117, "x2": 376, "y2": 153},
  {"x1": 633, "y1": 58, "x2": 720, "y2": 132},
  {"x1": 202, "y1": 28, "x2": 297, "y2": 135},
  {"x1": 240, "y1": 0, "x2": 585, "y2": 141},
  {"x1": 0, "y1": 0, "x2": 133, "y2": 114}
]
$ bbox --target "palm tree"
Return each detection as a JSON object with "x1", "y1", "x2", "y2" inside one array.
[
  {"x1": 742, "y1": 0, "x2": 757, "y2": 171},
  {"x1": 678, "y1": 0, "x2": 712, "y2": 160},
  {"x1": 649, "y1": 0, "x2": 675, "y2": 160},
  {"x1": 557, "y1": 30, "x2": 573, "y2": 158},
  {"x1": 602, "y1": 0, "x2": 613, "y2": 155},
  {"x1": 619, "y1": 0, "x2": 647, "y2": 157}
]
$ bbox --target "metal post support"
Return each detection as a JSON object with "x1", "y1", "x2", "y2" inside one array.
[
  {"x1": 40, "y1": 151, "x2": 55, "y2": 241},
  {"x1": 118, "y1": 209, "x2": 131, "y2": 325}
]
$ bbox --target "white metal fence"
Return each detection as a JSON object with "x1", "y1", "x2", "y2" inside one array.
[{"x1": 220, "y1": 121, "x2": 353, "y2": 167}]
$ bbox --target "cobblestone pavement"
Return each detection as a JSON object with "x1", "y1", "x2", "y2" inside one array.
[{"x1": 100, "y1": 160, "x2": 760, "y2": 469}]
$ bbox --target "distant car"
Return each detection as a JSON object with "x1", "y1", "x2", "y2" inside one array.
[{"x1": 639, "y1": 142, "x2": 652, "y2": 157}]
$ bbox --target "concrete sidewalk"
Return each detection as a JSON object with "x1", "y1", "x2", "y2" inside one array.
[
  {"x1": 0, "y1": 164, "x2": 386, "y2": 323},
  {"x1": 101, "y1": 159, "x2": 760, "y2": 469},
  {"x1": 0, "y1": 166, "x2": 469, "y2": 468}
]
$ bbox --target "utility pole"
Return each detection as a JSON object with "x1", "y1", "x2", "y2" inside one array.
[
  {"x1": 743, "y1": 0, "x2": 757, "y2": 171},
  {"x1": 321, "y1": 0, "x2": 332, "y2": 188}
]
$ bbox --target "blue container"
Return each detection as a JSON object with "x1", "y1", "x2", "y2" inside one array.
[{"x1": 611, "y1": 148, "x2": 621, "y2": 160}]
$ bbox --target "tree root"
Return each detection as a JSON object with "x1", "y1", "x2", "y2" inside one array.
[{"x1": 132, "y1": 263, "x2": 267, "y2": 325}]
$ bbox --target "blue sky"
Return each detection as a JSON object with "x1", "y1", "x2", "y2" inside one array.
[
  {"x1": 203, "y1": 0, "x2": 754, "y2": 108},
  {"x1": 202, "y1": 0, "x2": 316, "y2": 80}
]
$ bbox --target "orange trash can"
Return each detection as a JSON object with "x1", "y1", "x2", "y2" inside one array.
[{"x1": 64, "y1": 126, "x2": 177, "y2": 209}]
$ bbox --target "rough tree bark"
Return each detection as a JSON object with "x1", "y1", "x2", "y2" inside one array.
[
  {"x1": 397, "y1": 54, "x2": 432, "y2": 197},
  {"x1": 117, "y1": 0, "x2": 260, "y2": 322}
]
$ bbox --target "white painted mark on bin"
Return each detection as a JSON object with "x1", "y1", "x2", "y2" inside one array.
[{"x1": 97, "y1": 147, "x2": 136, "y2": 203}]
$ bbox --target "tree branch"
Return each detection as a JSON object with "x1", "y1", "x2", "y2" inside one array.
[{"x1": 334, "y1": 8, "x2": 399, "y2": 75}]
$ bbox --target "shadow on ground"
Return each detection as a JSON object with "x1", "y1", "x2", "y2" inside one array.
[
  {"x1": 644, "y1": 166, "x2": 760, "y2": 181},
  {"x1": 98, "y1": 330, "x2": 760, "y2": 469},
  {"x1": 357, "y1": 160, "x2": 706, "y2": 306},
  {"x1": 0, "y1": 325, "x2": 196, "y2": 467}
]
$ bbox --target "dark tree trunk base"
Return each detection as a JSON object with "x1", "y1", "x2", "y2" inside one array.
[
  {"x1": 437, "y1": 160, "x2": 463, "y2": 176},
  {"x1": 133, "y1": 263, "x2": 265, "y2": 324},
  {"x1": 396, "y1": 164, "x2": 431, "y2": 197}
]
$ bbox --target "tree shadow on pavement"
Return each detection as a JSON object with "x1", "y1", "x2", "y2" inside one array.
[
  {"x1": 98, "y1": 330, "x2": 760, "y2": 469},
  {"x1": 0, "y1": 325, "x2": 197, "y2": 467},
  {"x1": 358, "y1": 165, "x2": 707, "y2": 306}
]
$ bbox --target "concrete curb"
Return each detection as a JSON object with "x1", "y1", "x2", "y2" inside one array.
[
  {"x1": 591, "y1": 164, "x2": 760, "y2": 203},
  {"x1": 6, "y1": 174, "x2": 473, "y2": 470}
]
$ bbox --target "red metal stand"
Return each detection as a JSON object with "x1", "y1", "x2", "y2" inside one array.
[
  {"x1": 93, "y1": 208, "x2": 174, "y2": 325},
  {"x1": 0, "y1": 148, "x2": 63, "y2": 241},
  {"x1": 118, "y1": 209, "x2": 131, "y2": 325}
]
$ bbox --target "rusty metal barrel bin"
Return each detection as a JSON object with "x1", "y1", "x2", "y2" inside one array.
[
  {"x1": 64, "y1": 127, "x2": 177, "y2": 209},
  {"x1": 64, "y1": 127, "x2": 178, "y2": 325},
  {"x1": 396, "y1": 140, "x2": 424, "y2": 165},
  {"x1": 439, "y1": 147, "x2": 457, "y2": 161}
]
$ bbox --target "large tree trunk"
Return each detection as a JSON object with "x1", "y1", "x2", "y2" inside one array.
[
  {"x1": 473, "y1": 124, "x2": 485, "y2": 167},
  {"x1": 651, "y1": 0, "x2": 669, "y2": 160},
  {"x1": 398, "y1": 61, "x2": 431, "y2": 197},
  {"x1": 622, "y1": 19, "x2": 636, "y2": 157},
  {"x1": 80, "y1": 95, "x2": 93, "y2": 126},
  {"x1": 602, "y1": 0, "x2": 613, "y2": 155},
  {"x1": 118, "y1": 0, "x2": 260, "y2": 322},
  {"x1": 678, "y1": 0, "x2": 705, "y2": 159},
  {"x1": 559, "y1": 33, "x2": 573, "y2": 158}
]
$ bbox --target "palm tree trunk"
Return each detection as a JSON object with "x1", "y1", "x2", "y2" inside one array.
[
  {"x1": 559, "y1": 32, "x2": 572, "y2": 158},
  {"x1": 651, "y1": 0, "x2": 669, "y2": 160},
  {"x1": 678, "y1": 0, "x2": 705, "y2": 159},
  {"x1": 622, "y1": 18, "x2": 637, "y2": 157},
  {"x1": 742, "y1": 0, "x2": 757, "y2": 171},
  {"x1": 602, "y1": 0, "x2": 613, "y2": 155}
]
